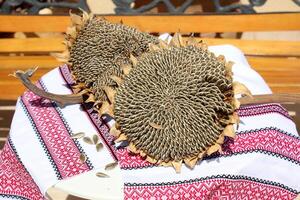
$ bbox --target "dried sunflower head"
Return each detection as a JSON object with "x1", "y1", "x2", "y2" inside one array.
[
  {"x1": 111, "y1": 34, "x2": 249, "y2": 172},
  {"x1": 56, "y1": 11, "x2": 158, "y2": 108}
]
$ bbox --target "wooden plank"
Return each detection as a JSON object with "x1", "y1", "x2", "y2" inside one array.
[
  {"x1": 269, "y1": 85, "x2": 300, "y2": 93},
  {"x1": 259, "y1": 73, "x2": 300, "y2": 84},
  {"x1": 1, "y1": 13, "x2": 300, "y2": 33},
  {"x1": 0, "y1": 68, "x2": 51, "y2": 82},
  {"x1": 0, "y1": 56, "x2": 61, "y2": 69},
  {"x1": 0, "y1": 82, "x2": 26, "y2": 100},
  {"x1": 201, "y1": 38, "x2": 300, "y2": 57},
  {"x1": 0, "y1": 38, "x2": 65, "y2": 53},
  {"x1": 247, "y1": 56, "x2": 300, "y2": 93},
  {"x1": 247, "y1": 56, "x2": 300, "y2": 71},
  {"x1": 1, "y1": 37, "x2": 300, "y2": 57}
]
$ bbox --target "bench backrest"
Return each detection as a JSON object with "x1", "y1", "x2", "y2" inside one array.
[{"x1": 0, "y1": 13, "x2": 300, "y2": 100}]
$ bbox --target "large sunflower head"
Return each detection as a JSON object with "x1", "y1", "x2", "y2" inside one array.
[
  {"x1": 56, "y1": 12, "x2": 158, "y2": 108},
  {"x1": 111, "y1": 34, "x2": 250, "y2": 172}
]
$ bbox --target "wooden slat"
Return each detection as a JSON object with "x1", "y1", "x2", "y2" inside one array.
[
  {"x1": 0, "y1": 82, "x2": 27, "y2": 100},
  {"x1": 1, "y1": 37, "x2": 300, "y2": 57},
  {"x1": 1, "y1": 13, "x2": 300, "y2": 33},
  {"x1": 247, "y1": 56, "x2": 300, "y2": 93},
  {"x1": 0, "y1": 68, "x2": 51, "y2": 81},
  {"x1": 0, "y1": 56, "x2": 61, "y2": 69},
  {"x1": 268, "y1": 85, "x2": 300, "y2": 93},
  {"x1": 0, "y1": 67, "x2": 55, "y2": 100},
  {"x1": 247, "y1": 57, "x2": 300, "y2": 71},
  {"x1": 0, "y1": 38, "x2": 65, "y2": 53},
  {"x1": 0, "y1": 56, "x2": 300, "y2": 100},
  {"x1": 201, "y1": 38, "x2": 300, "y2": 57}
]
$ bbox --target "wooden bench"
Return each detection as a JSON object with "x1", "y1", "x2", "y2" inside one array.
[{"x1": 0, "y1": 13, "x2": 300, "y2": 100}]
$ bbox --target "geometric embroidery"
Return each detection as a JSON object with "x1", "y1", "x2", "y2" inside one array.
[
  {"x1": 238, "y1": 103, "x2": 291, "y2": 120},
  {"x1": 124, "y1": 176, "x2": 297, "y2": 199},
  {"x1": 118, "y1": 127, "x2": 300, "y2": 170},
  {"x1": 0, "y1": 141, "x2": 44, "y2": 200},
  {"x1": 222, "y1": 128, "x2": 300, "y2": 163},
  {"x1": 21, "y1": 89, "x2": 90, "y2": 179},
  {"x1": 58, "y1": 66, "x2": 118, "y2": 161}
]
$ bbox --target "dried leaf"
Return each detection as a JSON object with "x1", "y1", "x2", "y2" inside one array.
[
  {"x1": 69, "y1": 11, "x2": 82, "y2": 25},
  {"x1": 121, "y1": 64, "x2": 132, "y2": 75},
  {"x1": 96, "y1": 143, "x2": 103, "y2": 152},
  {"x1": 145, "y1": 156, "x2": 157, "y2": 164},
  {"x1": 223, "y1": 124, "x2": 235, "y2": 138},
  {"x1": 128, "y1": 142, "x2": 138, "y2": 153},
  {"x1": 115, "y1": 134, "x2": 128, "y2": 142},
  {"x1": 130, "y1": 54, "x2": 138, "y2": 66},
  {"x1": 102, "y1": 86, "x2": 116, "y2": 104},
  {"x1": 160, "y1": 161, "x2": 172, "y2": 167},
  {"x1": 71, "y1": 132, "x2": 85, "y2": 139},
  {"x1": 186, "y1": 36, "x2": 198, "y2": 46},
  {"x1": 229, "y1": 112, "x2": 240, "y2": 124},
  {"x1": 83, "y1": 137, "x2": 93, "y2": 145},
  {"x1": 139, "y1": 151, "x2": 146, "y2": 157},
  {"x1": 225, "y1": 61, "x2": 234, "y2": 73},
  {"x1": 109, "y1": 125, "x2": 121, "y2": 137},
  {"x1": 216, "y1": 134, "x2": 225, "y2": 144},
  {"x1": 184, "y1": 157, "x2": 198, "y2": 169},
  {"x1": 232, "y1": 98, "x2": 241, "y2": 109},
  {"x1": 149, "y1": 43, "x2": 160, "y2": 51},
  {"x1": 233, "y1": 82, "x2": 252, "y2": 97},
  {"x1": 92, "y1": 134, "x2": 99, "y2": 144},
  {"x1": 198, "y1": 151, "x2": 205, "y2": 159},
  {"x1": 85, "y1": 93, "x2": 95, "y2": 103},
  {"x1": 66, "y1": 26, "x2": 77, "y2": 39},
  {"x1": 72, "y1": 82, "x2": 86, "y2": 89},
  {"x1": 99, "y1": 101, "x2": 114, "y2": 116},
  {"x1": 149, "y1": 122, "x2": 163, "y2": 129},
  {"x1": 217, "y1": 55, "x2": 225, "y2": 63},
  {"x1": 105, "y1": 162, "x2": 118, "y2": 170},
  {"x1": 110, "y1": 75, "x2": 124, "y2": 86},
  {"x1": 79, "y1": 153, "x2": 87, "y2": 163},
  {"x1": 158, "y1": 39, "x2": 168, "y2": 49},
  {"x1": 170, "y1": 33, "x2": 183, "y2": 47},
  {"x1": 96, "y1": 172, "x2": 109, "y2": 178},
  {"x1": 172, "y1": 160, "x2": 182, "y2": 173},
  {"x1": 82, "y1": 10, "x2": 92, "y2": 23},
  {"x1": 206, "y1": 143, "x2": 221, "y2": 155}
]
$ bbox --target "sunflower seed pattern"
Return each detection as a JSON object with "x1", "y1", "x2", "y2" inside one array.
[
  {"x1": 114, "y1": 44, "x2": 237, "y2": 169},
  {"x1": 68, "y1": 16, "x2": 158, "y2": 102}
]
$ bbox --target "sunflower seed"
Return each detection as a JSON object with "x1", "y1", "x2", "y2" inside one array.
[
  {"x1": 79, "y1": 153, "x2": 87, "y2": 163},
  {"x1": 149, "y1": 122, "x2": 163, "y2": 129},
  {"x1": 71, "y1": 132, "x2": 85, "y2": 139},
  {"x1": 92, "y1": 134, "x2": 99, "y2": 144},
  {"x1": 83, "y1": 137, "x2": 93, "y2": 144},
  {"x1": 96, "y1": 172, "x2": 109, "y2": 178},
  {"x1": 96, "y1": 143, "x2": 103, "y2": 152},
  {"x1": 105, "y1": 162, "x2": 118, "y2": 170}
]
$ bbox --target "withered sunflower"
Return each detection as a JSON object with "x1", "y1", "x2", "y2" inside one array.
[{"x1": 109, "y1": 34, "x2": 251, "y2": 172}]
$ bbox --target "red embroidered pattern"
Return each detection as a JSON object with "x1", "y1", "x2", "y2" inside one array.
[
  {"x1": 59, "y1": 65, "x2": 118, "y2": 161},
  {"x1": 116, "y1": 128, "x2": 300, "y2": 169},
  {"x1": 0, "y1": 142, "x2": 44, "y2": 200},
  {"x1": 238, "y1": 104, "x2": 291, "y2": 119},
  {"x1": 116, "y1": 149, "x2": 155, "y2": 169},
  {"x1": 222, "y1": 129, "x2": 300, "y2": 162},
  {"x1": 124, "y1": 178, "x2": 296, "y2": 200},
  {"x1": 22, "y1": 90, "x2": 90, "y2": 178}
]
